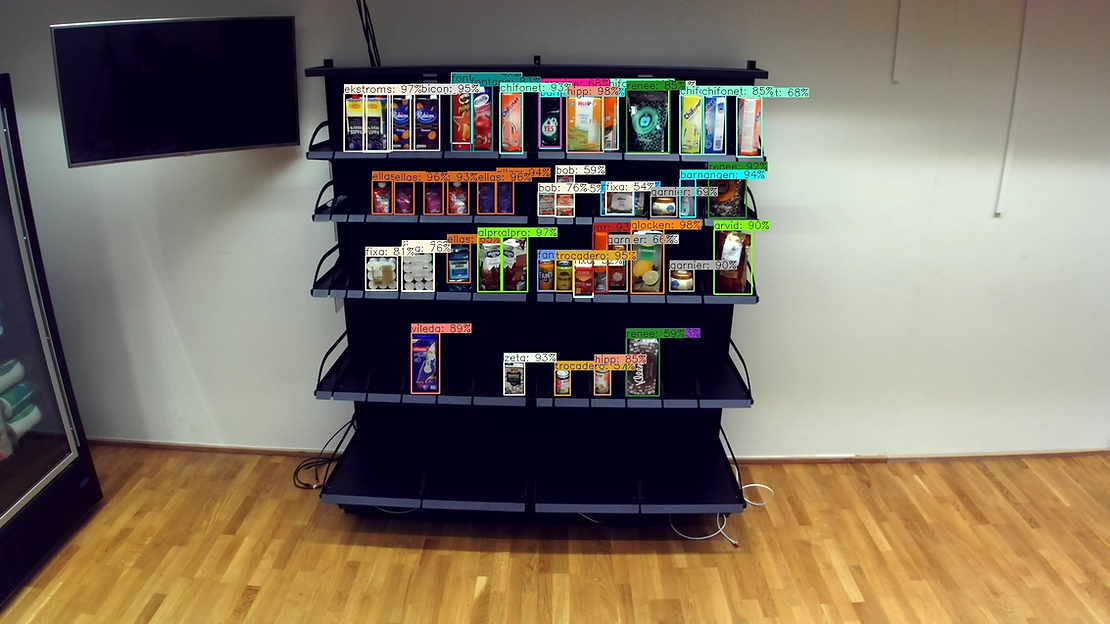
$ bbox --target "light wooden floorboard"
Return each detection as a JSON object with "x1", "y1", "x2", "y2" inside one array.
[{"x1": 2, "y1": 446, "x2": 1106, "y2": 623}]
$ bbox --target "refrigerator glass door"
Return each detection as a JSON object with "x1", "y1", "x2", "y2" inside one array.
[{"x1": 0, "y1": 102, "x2": 80, "y2": 528}]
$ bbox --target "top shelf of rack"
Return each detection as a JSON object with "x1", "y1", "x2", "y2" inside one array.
[{"x1": 305, "y1": 63, "x2": 769, "y2": 82}]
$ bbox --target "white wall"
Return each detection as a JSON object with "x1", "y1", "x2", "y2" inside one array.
[{"x1": 0, "y1": 0, "x2": 1107, "y2": 455}]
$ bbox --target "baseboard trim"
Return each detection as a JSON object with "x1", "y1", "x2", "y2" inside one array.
[
  {"x1": 734, "y1": 448, "x2": 1109, "y2": 465},
  {"x1": 89, "y1": 438, "x2": 1108, "y2": 465},
  {"x1": 89, "y1": 438, "x2": 320, "y2": 459}
]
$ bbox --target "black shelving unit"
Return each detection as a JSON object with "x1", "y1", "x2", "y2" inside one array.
[{"x1": 306, "y1": 63, "x2": 765, "y2": 516}]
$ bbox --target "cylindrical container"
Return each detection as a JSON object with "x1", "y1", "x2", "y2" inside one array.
[
  {"x1": 555, "y1": 261, "x2": 573, "y2": 292},
  {"x1": 593, "y1": 369, "x2": 611, "y2": 396},
  {"x1": 0, "y1": 382, "x2": 34, "y2": 421},
  {"x1": 555, "y1": 370, "x2": 571, "y2": 395},
  {"x1": 0, "y1": 422, "x2": 12, "y2": 459},
  {"x1": 574, "y1": 264, "x2": 593, "y2": 296},
  {"x1": 651, "y1": 197, "x2": 676, "y2": 217},
  {"x1": 608, "y1": 245, "x2": 627, "y2": 292},
  {"x1": 670, "y1": 270, "x2": 694, "y2": 291},
  {"x1": 538, "y1": 259, "x2": 555, "y2": 290},
  {"x1": 593, "y1": 264, "x2": 608, "y2": 293},
  {"x1": 8, "y1": 404, "x2": 42, "y2": 441},
  {"x1": 0, "y1": 359, "x2": 25, "y2": 395}
]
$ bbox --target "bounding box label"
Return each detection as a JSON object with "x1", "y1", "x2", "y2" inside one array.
[
  {"x1": 669, "y1": 260, "x2": 739, "y2": 271},
  {"x1": 679, "y1": 169, "x2": 767, "y2": 181},
  {"x1": 411, "y1": 323, "x2": 473, "y2": 333},
  {"x1": 629, "y1": 219, "x2": 703, "y2": 231},
  {"x1": 476, "y1": 227, "x2": 558, "y2": 238},
  {"x1": 554, "y1": 360, "x2": 596, "y2": 371},
  {"x1": 372, "y1": 171, "x2": 425, "y2": 182},
  {"x1": 625, "y1": 328, "x2": 700, "y2": 339},
  {"x1": 401, "y1": 240, "x2": 452, "y2": 255},
  {"x1": 447, "y1": 234, "x2": 479, "y2": 245},
  {"x1": 604, "y1": 181, "x2": 658, "y2": 193},
  {"x1": 650, "y1": 186, "x2": 718, "y2": 198},
  {"x1": 366, "y1": 245, "x2": 402, "y2": 257},
  {"x1": 711, "y1": 220, "x2": 770, "y2": 231},
  {"x1": 503, "y1": 352, "x2": 558, "y2": 363},
  {"x1": 555, "y1": 164, "x2": 607, "y2": 176},
  {"x1": 554, "y1": 250, "x2": 636, "y2": 262},
  {"x1": 630, "y1": 233, "x2": 680, "y2": 245}
]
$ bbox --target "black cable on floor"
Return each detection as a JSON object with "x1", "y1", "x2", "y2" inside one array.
[{"x1": 294, "y1": 416, "x2": 356, "y2": 490}]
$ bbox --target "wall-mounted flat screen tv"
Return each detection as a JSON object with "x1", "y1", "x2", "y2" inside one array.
[{"x1": 51, "y1": 17, "x2": 299, "y2": 167}]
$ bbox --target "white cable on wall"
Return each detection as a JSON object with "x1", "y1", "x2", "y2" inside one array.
[{"x1": 994, "y1": 0, "x2": 1030, "y2": 218}]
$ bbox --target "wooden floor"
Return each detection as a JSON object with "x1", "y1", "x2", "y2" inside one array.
[{"x1": 2, "y1": 446, "x2": 1107, "y2": 624}]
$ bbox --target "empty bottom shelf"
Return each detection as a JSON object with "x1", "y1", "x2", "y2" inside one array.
[{"x1": 320, "y1": 407, "x2": 745, "y2": 515}]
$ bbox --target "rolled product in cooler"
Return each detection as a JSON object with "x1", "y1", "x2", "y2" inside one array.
[
  {"x1": 0, "y1": 359, "x2": 26, "y2": 395},
  {"x1": 8, "y1": 404, "x2": 42, "y2": 441},
  {"x1": 0, "y1": 381, "x2": 34, "y2": 421}
]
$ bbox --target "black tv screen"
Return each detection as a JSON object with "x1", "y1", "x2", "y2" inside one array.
[{"x1": 51, "y1": 17, "x2": 299, "y2": 166}]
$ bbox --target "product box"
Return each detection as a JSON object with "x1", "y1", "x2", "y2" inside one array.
[
  {"x1": 737, "y1": 98, "x2": 762, "y2": 156},
  {"x1": 555, "y1": 194, "x2": 575, "y2": 218},
  {"x1": 414, "y1": 95, "x2": 441, "y2": 150},
  {"x1": 371, "y1": 182, "x2": 392, "y2": 214},
  {"x1": 708, "y1": 179, "x2": 746, "y2": 217},
  {"x1": 713, "y1": 230, "x2": 752, "y2": 295},
  {"x1": 477, "y1": 239, "x2": 528, "y2": 292},
  {"x1": 394, "y1": 182, "x2": 415, "y2": 214},
  {"x1": 626, "y1": 338, "x2": 660, "y2": 396},
  {"x1": 447, "y1": 182, "x2": 469, "y2": 215},
  {"x1": 500, "y1": 92, "x2": 523, "y2": 153},
  {"x1": 477, "y1": 182, "x2": 496, "y2": 214},
  {"x1": 391, "y1": 96, "x2": 412, "y2": 150},
  {"x1": 537, "y1": 192, "x2": 555, "y2": 217},
  {"x1": 603, "y1": 191, "x2": 635, "y2": 216},
  {"x1": 573, "y1": 260, "x2": 593, "y2": 298},
  {"x1": 364, "y1": 95, "x2": 388, "y2": 151},
  {"x1": 472, "y1": 87, "x2": 493, "y2": 151},
  {"x1": 497, "y1": 182, "x2": 514, "y2": 214},
  {"x1": 503, "y1": 363, "x2": 525, "y2": 396},
  {"x1": 680, "y1": 94, "x2": 703, "y2": 154},
  {"x1": 451, "y1": 93, "x2": 472, "y2": 150},
  {"x1": 502, "y1": 238, "x2": 528, "y2": 291},
  {"x1": 631, "y1": 230, "x2": 664, "y2": 294},
  {"x1": 424, "y1": 182, "x2": 444, "y2": 215},
  {"x1": 478, "y1": 242, "x2": 502, "y2": 292},
  {"x1": 344, "y1": 94, "x2": 364, "y2": 151},
  {"x1": 446, "y1": 244, "x2": 471, "y2": 290},
  {"x1": 703, "y1": 96, "x2": 727, "y2": 154},
  {"x1": 402, "y1": 253, "x2": 435, "y2": 292},
  {"x1": 626, "y1": 91, "x2": 670, "y2": 153},
  {"x1": 538, "y1": 96, "x2": 563, "y2": 149},
  {"x1": 365, "y1": 250, "x2": 399, "y2": 291},
  {"x1": 411, "y1": 333, "x2": 440, "y2": 394},
  {"x1": 603, "y1": 96, "x2": 619, "y2": 151},
  {"x1": 567, "y1": 96, "x2": 603, "y2": 152}
]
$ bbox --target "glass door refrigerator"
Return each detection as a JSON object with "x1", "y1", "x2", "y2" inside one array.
[{"x1": 0, "y1": 73, "x2": 102, "y2": 606}]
